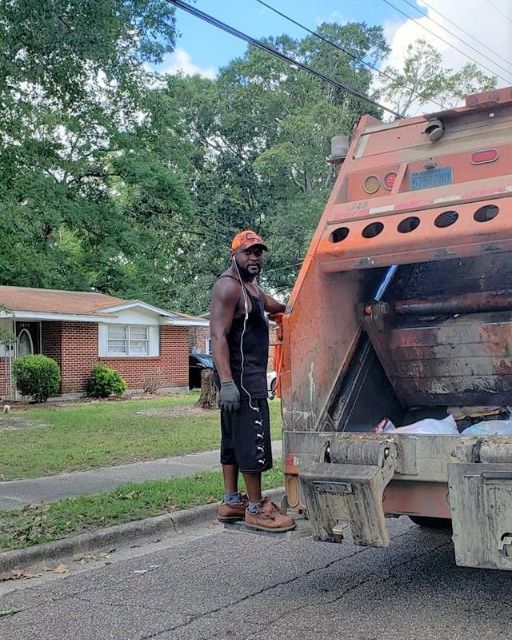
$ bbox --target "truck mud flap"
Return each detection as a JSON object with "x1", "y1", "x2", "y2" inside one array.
[
  {"x1": 449, "y1": 457, "x2": 512, "y2": 570},
  {"x1": 300, "y1": 439, "x2": 397, "y2": 547}
]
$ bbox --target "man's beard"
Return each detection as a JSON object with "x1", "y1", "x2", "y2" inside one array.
[{"x1": 237, "y1": 262, "x2": 261, "y2": 281}]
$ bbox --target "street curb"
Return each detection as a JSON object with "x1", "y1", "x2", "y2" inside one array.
[{"x1": 0, "y1": 488, "x2": 284, "y2": 576}]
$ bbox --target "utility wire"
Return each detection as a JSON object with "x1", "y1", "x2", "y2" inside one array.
[
  {"x1": 484, "y1": 0, "x2": 512, "y2": 25},
  {"x1": 254, "y1": 0, "x2": 448, "y2": 110},
  {"x1": 380, "y1": 0, "x2": 508, "y2": 84},
  {"x1": 420, "y1": 0, "x2": 512, "y2": 69},
  {"x1": 399, "y1": 0, "x2": 512, "y2": 79},
  {"x1": 167, "y1": 0, "x2": 402, "y2": 118}
]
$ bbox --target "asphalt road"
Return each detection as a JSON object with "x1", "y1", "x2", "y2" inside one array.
[{"x1": 1, "y1": 516, "x2": 512, "y2": 640}]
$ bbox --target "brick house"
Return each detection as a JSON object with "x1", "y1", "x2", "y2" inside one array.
[{"x1": 0, "y1": 286, "x2": 209, "y2": 400}]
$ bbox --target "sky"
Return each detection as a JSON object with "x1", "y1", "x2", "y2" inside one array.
[{"x1": 160, "y1": 0, "x2": 512, "y2": 93}]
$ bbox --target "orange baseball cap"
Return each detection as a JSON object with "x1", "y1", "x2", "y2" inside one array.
[{"x1": 230, "y1": 230, "x2": 268, "y2": 252}]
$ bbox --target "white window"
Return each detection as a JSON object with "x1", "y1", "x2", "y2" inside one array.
[
  {"x1": 205, "y1": 338, "x2": 212, "y2": 354},
  {"x1": 107, "y1": 325, "x2": 149, "y2": 356}
]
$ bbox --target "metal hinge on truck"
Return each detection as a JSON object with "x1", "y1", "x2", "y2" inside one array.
[
  {"x1": 449, "y1": 438, "x2": 512, "y2": 570},
  {"x1": 300, "y1": 436, "x2": 397, "y2": 546}
]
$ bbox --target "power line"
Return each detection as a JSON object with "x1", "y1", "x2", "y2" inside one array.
[
  {"x1": 399, "y1": 0, "x2": 512, "y2": 80},
  {"x1": 254, "y1": 0, "x2": 448, "y2": 110},
  {"x1": 420, "y1": 0, "x2": 512, "y2": 69},
  {"x1": 380, "y1": 0, "x2": 509, "y2": 85},
  {"x1": 483, "y1": 0, "x2": 512, "y2": 25},
  {"x1": 167, "y1": 0, "x2": 402, "y2": 118}
]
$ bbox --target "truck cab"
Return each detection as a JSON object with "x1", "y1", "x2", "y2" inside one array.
[{"x1": 280, "y1": 87, "x2": 512, "y2": 570}]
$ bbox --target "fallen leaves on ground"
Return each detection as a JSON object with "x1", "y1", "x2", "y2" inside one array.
[
  {"x1": 0, "y1": 569, "x2": 37, "y2": 582},
  {"x1": 53, "y1": 563, "x2": 69, "y2": 574}
]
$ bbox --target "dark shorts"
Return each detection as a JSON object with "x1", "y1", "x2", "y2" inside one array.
[{"x1": 220, "y1": 399, "x2": 273, "y2": 473}]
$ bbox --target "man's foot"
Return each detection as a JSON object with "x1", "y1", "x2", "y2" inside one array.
[
  {"x1": 244, "y1": 497, "x2": 296, "y2": 533},
  {"x1": 217, "y1": 495, "x2": 248, "y2": 522}
]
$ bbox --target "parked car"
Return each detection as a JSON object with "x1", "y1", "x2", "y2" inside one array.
[
  {"x1": 189, "y1": 353, "x2": 214, "y2": 389},
  {"x1": 189, "y1": 353, "x2": 277, "y2": 398}
]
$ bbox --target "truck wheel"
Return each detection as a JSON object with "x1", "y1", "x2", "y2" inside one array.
[{"x1": 409, "y1": 516, "x2": 452, "y2": 529}]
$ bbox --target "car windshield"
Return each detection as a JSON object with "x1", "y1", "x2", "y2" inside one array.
[{"x1": 196, "y1": 355, "x2": 213, "y2": 367}]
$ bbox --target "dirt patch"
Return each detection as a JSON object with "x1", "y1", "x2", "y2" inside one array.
[
  {"x1": 135, "y1": 406, "x2": 218, "y2": 418},
  {"x1": 0, "y1": 417, "x2": 49, "y2": 431}
]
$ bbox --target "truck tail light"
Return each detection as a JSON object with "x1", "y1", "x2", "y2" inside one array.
[
  {"x1": 384, "y1": 172, "x2": 397, "y2": 190},
  {"x1": 471, "y1": 149, "x2": 498, "y2": 164}
]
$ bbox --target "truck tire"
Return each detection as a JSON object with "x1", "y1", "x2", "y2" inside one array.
[{"x1": 409, "y1": 516, "x2": 452, "y2": 529}]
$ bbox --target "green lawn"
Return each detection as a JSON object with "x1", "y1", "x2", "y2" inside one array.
[
  {"x1": 0, "y1": 394, "x2": 283, "y2": 480},
  {"x1": 0, "y1": 462, "x2": 284, "y2": 551}
]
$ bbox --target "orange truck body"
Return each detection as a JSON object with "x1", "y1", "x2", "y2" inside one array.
[{"x1": 280, "y1": 87, "x2": 512, "y2": 570}]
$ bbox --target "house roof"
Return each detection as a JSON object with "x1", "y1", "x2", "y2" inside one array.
[
  {"x1": 0, "y1": 286, "x2": 209, "y2": 327},
  {"x1": 0, "y1": 286, "x2": 125, "y2": 315}
]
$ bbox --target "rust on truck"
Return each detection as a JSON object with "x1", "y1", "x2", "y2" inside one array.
[{"x1": 279, "y1": 86, "x2": 512, "y2": 570}]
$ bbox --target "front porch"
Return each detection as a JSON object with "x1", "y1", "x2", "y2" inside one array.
[{"x1": 0, "y1": 318, "x2": 45, "y2": 401}]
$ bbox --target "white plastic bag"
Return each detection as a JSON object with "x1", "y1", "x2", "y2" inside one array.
[
  {"x1": 462, "y1": 420, "x2": 512, "y2": 436},
  {"x1": 376, "y1": 414, "x2": 459, "y2": 436}
]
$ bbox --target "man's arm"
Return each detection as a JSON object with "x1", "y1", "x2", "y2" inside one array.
[
  {"x1": 258, "y1": 287, "x2": 286, "y2": 314},
  {"x1": 210, "y1": 278, "x2": 241, "y2": 381},
  {"x1": 211, "y1": 279, "x2": 243, "y2": 412}
]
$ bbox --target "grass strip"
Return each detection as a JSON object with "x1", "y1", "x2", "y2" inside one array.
[
  {"x1": 0, "y1": 462, "x2": 284, "y2": 551},
  {"x1": 0, "y1": 395, "x2": 283, "y2": 480}
]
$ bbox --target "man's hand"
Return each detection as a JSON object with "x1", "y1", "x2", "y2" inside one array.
[
  {"x1": 268, "y1": 312, "x2": 284, "y2": 324},
  {"x1": 219, "y1": 380, "x2": 240, "y2": 412}
]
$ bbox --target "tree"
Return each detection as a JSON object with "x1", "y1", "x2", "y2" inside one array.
[
  {"x1": 1, "y1": 10, "x2": 498, "y2": 316},
  {"x1": 196, "y1": 369, "x2": 218, "y2": 410},
  {"x1": 377, "y1": 39, "x2": 497, "y2": 116},
  {"x1": 159, "y1": 23, "x2": 390, "y2": 311},
  {"x1": 0, "y1": 0, "x2": 182, "y2": 294}
]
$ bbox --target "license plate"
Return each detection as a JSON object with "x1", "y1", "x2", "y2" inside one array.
[{"x1": 410, "y1": 166, "x2": 453, "y2": 190}]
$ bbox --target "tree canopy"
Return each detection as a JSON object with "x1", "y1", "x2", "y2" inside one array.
[
  {"x1": 377, "y1": 39, "x2": 497, "y2": 116},
  {"x1": 0, "y1": 5, "x2": 497, "y2": 313},
  {"x1": 0, "y1": 0, "x2": 181, "y2": 292}
]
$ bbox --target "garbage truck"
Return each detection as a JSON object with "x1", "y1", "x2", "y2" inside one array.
[{"x1": 278, "y1": 86, "x2": 512, "y2": 571}]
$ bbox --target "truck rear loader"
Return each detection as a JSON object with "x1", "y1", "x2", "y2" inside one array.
[{"x1": 279, "y1": 86, "x2": 512, "y2": 571}]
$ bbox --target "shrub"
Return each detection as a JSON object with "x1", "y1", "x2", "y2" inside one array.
[
  {"x1": 87, "y1": 364, "x2": 127, "y2": 398},
  {"x1": 12, "y1": 354, "x2": 61, "y2": 403}
]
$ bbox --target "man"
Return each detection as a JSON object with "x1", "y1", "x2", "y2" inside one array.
[{"x1": 210, "y1": 230, "x2": 295, "y2": 532}]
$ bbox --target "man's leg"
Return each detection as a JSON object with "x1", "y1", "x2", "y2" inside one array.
[
  {"x1": 242, "y1": 471, "x2": 262, "y2": 504},
  {"x1": 239, "y1": 401, "x2": 295, "y2": 532},
  {"x1": 222, "y1": 463, "x2": 239, "y2": 495},
  {"x1": 218, "y1": 463, "x2": 247, "y2": 522},
  {"x1": 218, "y1": 410, "x2": 247, "y2": 522}
]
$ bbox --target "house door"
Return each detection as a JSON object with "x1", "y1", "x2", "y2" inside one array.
[
  {"x1": 18, "y1": 329, "x2": 34, "y2": 357},
  {"x1": 13, "y1": 323, "x2": 40, "y2": 399},
  {"x1": 15, "y1": 322, "x2": 41, "y2": 358}
]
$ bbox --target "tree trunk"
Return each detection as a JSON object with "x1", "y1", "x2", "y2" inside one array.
[{"x1": 195, "y1": 368, "x2": 218, "y2": 410}]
